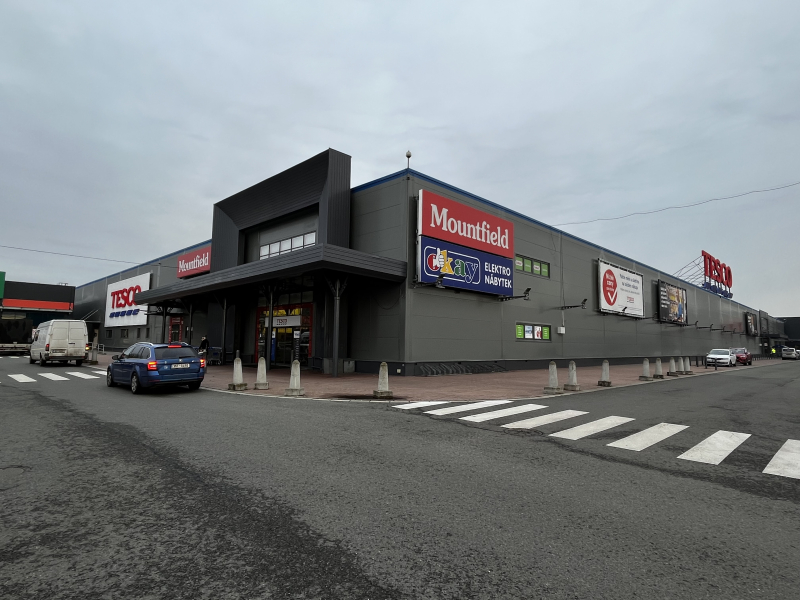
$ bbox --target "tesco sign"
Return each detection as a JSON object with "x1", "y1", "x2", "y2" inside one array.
[
  {"x1": 177, "y1": 245, "x2": 211, "y2": 278},
  {"x1": 701, "y1": 250, "x2": 732, "y2": 288},
  {"x1": 417, "y1": 190, "x2": 514, "y2": 258},
  {"x1": 104, "y1": 273, "x2": 150, "y2": 327}
]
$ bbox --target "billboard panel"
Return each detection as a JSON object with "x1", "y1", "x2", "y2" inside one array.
[
  {"x1": 598, "y1": 260, "x2": 644, "y2": 317},
  {"x1": 658, "y1": 280, "x2": 688, "y2": 325},
  {"x1": 419, "y1": 236, "x2": 513, "y2": 295},
  {"x1": 744, "y1": 312, "x2": 758, "y2": 336},
  {"x1": 177, "y1": 245, "x2": 211, "y2": 278},
  {"x1": 105, "y1": 273, "x2": 150, "y2": 327},
  {"x1": 418, "y1": 189, "x2": 514, "y2": 258}
]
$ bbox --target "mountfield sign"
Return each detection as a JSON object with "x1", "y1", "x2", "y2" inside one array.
[
  {"x1": 418, "y1": 190, "x2": 514, "y2": 259},
  {"x1": 598, "y1": 260, "x2": 644, "y2": 317},
  {"x1": 419, "y1": 236, "x2": 514, "y2": 295},
  {"x1": 105, "y1": 273, "x2": 150, "y2": 327},
  {"x1": 177, "y1": 245, "x2": 211, "y2": 278}
]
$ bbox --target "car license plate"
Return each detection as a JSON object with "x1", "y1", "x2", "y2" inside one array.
[{"x1": 172, "y1": 364, "x2": 191, "y2": 369}]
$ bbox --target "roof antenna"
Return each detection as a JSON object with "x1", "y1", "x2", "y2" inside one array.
[{"x1": 406, "y1": 150, "x2": 412, "y2": 170}]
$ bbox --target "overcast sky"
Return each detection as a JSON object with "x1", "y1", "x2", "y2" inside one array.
[{"x1": 2, "y1": 1, "x2": 798, "y2": 314}]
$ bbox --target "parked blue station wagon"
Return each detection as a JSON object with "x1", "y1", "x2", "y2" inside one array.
[{"x1": 107, "y1": 342, "x2": 205, "y2": 394}]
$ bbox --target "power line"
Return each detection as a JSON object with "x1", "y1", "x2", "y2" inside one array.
[
  {"x1": 0, "y1": 244, "x2": 177, "y2": 267},
  {"x1": 553, "y1": 180, "x2": 800, "y2": 227}
]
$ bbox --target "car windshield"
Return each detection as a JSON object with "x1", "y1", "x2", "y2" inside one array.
[
  {"x1": 709, "y1": 349, "x2": 729, "y2": 355},
  {"x1": 155, "y1": 346, "x2": 198, "y2": 359},
  {"x1": 732, "y1": 349, "x2": 746, "y2": 354}
]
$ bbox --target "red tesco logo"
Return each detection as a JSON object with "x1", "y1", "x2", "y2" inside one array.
[
  {"x1": 111, "y1": 285, "x2": 142, "y2": 308},
  {"x1": 701, "y1": 251, "x2": 733, "y2": 288}
]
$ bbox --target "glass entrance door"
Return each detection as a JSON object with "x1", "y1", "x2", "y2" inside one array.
[
  {"x1": 169, "y1": 317, "x2": 183, "y2": 343},
  {"x1": 256, "y1": 303, "x2": 313, "y2": 367}
]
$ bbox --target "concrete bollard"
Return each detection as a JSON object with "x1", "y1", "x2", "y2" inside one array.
[
  {"x1": 373, "y1": 362, "x2": 393, "y2": 398},
  {"x1": 677, "y1": 356, "x2": 686, "y2": 374},
  {"x1": 639, "y1": 358, "x2": 653, "y2": 381},
  {"x1": 544, "y1": 361, "x2": 564, "y2": 394},
  {"x1": 564, "y1": 361, "x2": 581, "y2": 391},
  {"x1": 254, "y1": 356, "x2": 269, "y2": 390},
  {"x1": 597, "y1": 360, "x2": 612, "y2": 387},
  {"x1": 284, "y1": 360, "x2": 305, "y2": 396},
  {"x1": 683, "y1": 356, "x2": 694, "y2": 375},
  {"x1": 228, "y1": 350, "x2": 248, "y2": 391},
  {"x1": 654, "y1": 358, "x2": 664, "y2": 379},
  {"x1": 667, "y1": 357, "x2": 680, "y2": 377}
]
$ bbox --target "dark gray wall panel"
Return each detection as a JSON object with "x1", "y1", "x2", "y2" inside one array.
[
  {"x1": 350, "y1": 178, "x2": 407, "y2": 261},
  {"x1": 211, "y1": 206, "x2": 240, "y2": 272}
]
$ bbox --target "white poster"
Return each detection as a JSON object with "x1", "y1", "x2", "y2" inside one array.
[
  {"x1": 105, "y1": 273, "x2": 150, "y2": 327},
  {"x1": 598, "y1": 260, "x2": 644, "y2": 317}
]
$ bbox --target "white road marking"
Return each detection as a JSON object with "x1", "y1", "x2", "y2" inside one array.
[
  {"x1": 39, "y1": 373, "x2": 70, "y2": 381},
  {"x1": 8, "y1": 356, "x2": 21, "y2": 359},
  {"x1": 460, "y1": 403, "x2": 549, "y2": 422},
  {"x1": 502, "y1": 410, "x2": 588, "y2": 430},
  {"x1": 550, "y1": 416, "x2": 635, "y2": 440},
  {"x1": 65, "y1": 371, "x2": 100, "y2": 380},
  {"x1": 677, "y1": 430, "x2": 751, "y2": 465},
  {"x1": 392, "y1": 401, "x2": 450, "y2": 410},
  {"x1": 425, "y1": 400, "x2": 512, "y2": 415},
  {"x1": 762, "y1": 440, "x2": 800, "y2": 479},
  {"x1": 92, "y1": 371, "x2": 107, "y2": 375},
  {"x1": 607, "y1": 423, "x2": 689, "y2": 451},
  {"x1": 8, "y1": 374, "x2": 36, "y2": 382}
]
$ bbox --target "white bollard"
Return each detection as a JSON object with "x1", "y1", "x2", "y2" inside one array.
[
  {"x1": 284, "y1": 359, "x2": 305, "y2": 397},
  {"x1": 254, "y1": 356, "x2": 269, "y2": 390},
  {"x1": 373, "y1": 362, "x2": 393, "y2": 398},
  {"x1": 564, "y1": 360, "x2": 581, "y2": 391},
  {"x1": 597, "y1": 360, "x2": 611, "y2": 387},
  {"x1": 544, "y1": 361, "x2": 564, "y2": 394},
  {"x1": 668, "y1": 357, "x2": 680, "y2": 377},
  {"x1": 639, "y1": 358, "x2": 653, "y2": 381},
  {"x1": 654, "y1": 358, "x2": 664, "y2": 379},
  {"x1": 228, "y1": 350, "x2": 248, "y2": 390},
  {"x1": 684, "y1": 357, "x2": 694, "y2": 375},
  {"x1": 677, "y1": 356, "x2": 685, "y2": 374}
]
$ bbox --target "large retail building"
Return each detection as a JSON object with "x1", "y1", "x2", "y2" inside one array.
[{"x1": 74, "y1": 149, "x2": 787, "y2": 374}]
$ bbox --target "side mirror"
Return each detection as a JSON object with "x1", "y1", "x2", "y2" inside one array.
[{"x1": 111, "y1": 355, "x2": 120, "y2": 361}]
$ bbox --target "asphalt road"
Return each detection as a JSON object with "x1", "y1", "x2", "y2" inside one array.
[{"x1": 1, "y1": 357, "x2": 799, "y2": 599}]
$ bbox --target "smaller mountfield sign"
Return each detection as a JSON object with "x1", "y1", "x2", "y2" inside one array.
[
  {"x1": 177, "y1": 245, "x2": 211, "y2": 278},
  {"x1": 418, "y1": 236, "x2": 514, "y2": 295}
]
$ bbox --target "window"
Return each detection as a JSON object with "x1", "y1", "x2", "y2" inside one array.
[
  {"x1": 145, "y1": 328, "x2": 150, "y2": 338},
  {"x1": 106, "y1": 329, "x2": 113, "y2": 338},
  {"x1": 120, "y1": 328, "x2": 129, "y2": 338},
  {"x1": 155, "y1": 346, "x2": 198, "y2": 359},
  {"x1": 515, "y1": 255, "x2": 550, "y2": 278},
  {"x1": 136, "y1": 328, "x2": 141, "y2": 339},
  {"x1": 138, "y1": 346, "x2": 152, "y2": 359},
  {"x1": 259, "y1": 231, "x2": 317, "y2": 260}
]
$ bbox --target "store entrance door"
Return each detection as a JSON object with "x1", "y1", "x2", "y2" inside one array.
[
  {"x1": 256, "y1": 304, "x2": 313, "y2": 367},
  {"x1": 169, "y1": 317, "x2": 183, "y2": 343}
]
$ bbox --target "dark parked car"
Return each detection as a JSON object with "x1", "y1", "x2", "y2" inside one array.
[
  {"x1": 731, "y1": 348, "x2": 752, "y2": 365},
  {"x1": 107, "y1": 342, "x2": 205, "y2": 394}
]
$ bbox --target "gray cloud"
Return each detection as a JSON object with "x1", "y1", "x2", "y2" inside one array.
[{"x1": 1, "y1": 0, "x2": 798, "y2": 313}]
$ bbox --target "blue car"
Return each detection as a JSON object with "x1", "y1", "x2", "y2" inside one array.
[{"x1": 107, "y1": 342, "x2": 205, "y2": 394}]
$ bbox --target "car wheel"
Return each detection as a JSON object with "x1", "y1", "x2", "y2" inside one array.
[
  {"x1": 39, "y1": 354, "x2": 47, "y2": 367},
  {"x1": 187, "y1": 381, "x2": 201, "y2": 391},
  {"x1": 28, "y1": 355, "x2": 35, "y2": 364},
  {"x1": 131, "y1": 373, "x2": 143, "y2": 395},
  {"x1": 106, "y1": 368, "x2": 116, "y2": 387}
]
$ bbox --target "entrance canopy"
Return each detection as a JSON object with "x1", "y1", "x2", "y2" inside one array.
[{"x1": 135, "y1": 244, "x2": 406, "y2": 304}]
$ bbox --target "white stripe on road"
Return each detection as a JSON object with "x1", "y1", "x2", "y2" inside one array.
[
  {"x1": 550, "y1": 416, "x2": 635, "y2": 440},
  {"x1": 8, "y1": 374, "x2": 36, "y2": 382},
  {"x1": 460, "y1": 403, "x2": 549, "y2": 422},
  {"x1": 762, "y1": 440, "x2": 800, "y2": 479},
  {"x1": 392, "y1": 401, "x2": 450, "y2": 410},
  {"x1": 39, "y1": 373, "x2": 70, "y2": 381},
  {"x1": 92, "y1": 371, "x2": 107, "y2": 375},
  {"x1": 607, "y1": 423, "x2": 689, "y2": 451},
  {"x1": 65, "y1": 372, "x2": 100, "y2": 380},
  {"x1": 677, "y1": 430, "x2": 751, "y2": 465},
  {"x1": 502, "y1": 410, "x2": 588, "y2": 430},
  {"x1": 8, "y1": 356, "x2": 21, "y2": 359},
  {"x1": 425, "y1": 400, "x2": 512, "y2": 415}
]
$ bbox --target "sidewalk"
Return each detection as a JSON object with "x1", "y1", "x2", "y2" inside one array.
[{"x1": 88, "y1": 354, "x2": 782, "y2": 402}]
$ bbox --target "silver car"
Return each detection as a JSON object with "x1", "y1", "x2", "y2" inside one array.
[
  {"x1": 706, "y1": 348, "x2": 735, "y2": 367},
  {"x1": 781, "y1": 347, "x2": 800, "y2": 360}
]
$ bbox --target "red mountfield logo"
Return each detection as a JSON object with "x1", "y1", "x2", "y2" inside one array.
[
  {"x1": 418, "y1": 190, "x2": 514, "y2": 258},
  {"x1": 177, "y1": 245, "x2": 211, "y2": 278}
]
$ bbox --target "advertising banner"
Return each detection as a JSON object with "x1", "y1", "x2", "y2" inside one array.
[
  {"x1": 598, "y1": 260, "x2": 644, "y2": 317},
  {"x1": 419, "y1": 236, "x2": 514, "y2": 295},
  {"x1": 105, "y1": 273, "x2": 150, "y2": 327},
  {"x1": 516, "y1": 323, "x2": 551, "y2": 341},
  {"x1": 657, "y1": 280, "x2": 688, "y2": 325},
  {"x1": 177, "y1": 245, "x2": 211, "y2": 278},
  {"x1": 418, "y1": 189, "x2": 514, "y2": 258},
  {"x1": 744, "y1": 312, "x2": 758, "y2": 336}
]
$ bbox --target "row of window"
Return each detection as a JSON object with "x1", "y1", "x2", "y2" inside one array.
[
  {"x1": 260, "y1": 231, "x2": 316, "y2": 260},
  {"x1": 106, "y1": 328, "x2": 149, "y2": 340},
  {"x1": 515, "y1": 255, "x2": 550, "y2": 277}
]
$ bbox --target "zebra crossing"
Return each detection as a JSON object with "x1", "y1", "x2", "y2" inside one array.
[
  {"x1": 2, "y1": 370, "x2": 105, "y2": 384},
  {"x1": 392, "y1": 401, "x2": 800, "y2": 481}
]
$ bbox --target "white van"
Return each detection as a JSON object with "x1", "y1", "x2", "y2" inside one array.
[{"x1": 29, "y1": 320, "x2": 89, "y2": 366}]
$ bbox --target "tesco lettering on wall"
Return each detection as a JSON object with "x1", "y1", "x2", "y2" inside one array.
[
  {"x1": 104, "y1": 273, "x2": 150, "y2": 327},
  {"x1": 177, "y1": 245, "x2": 211, "y2": 278},
  {"x1": 417, "y1": 190, "x2": 514, "y2": 259},
  {"x1": 598, "y1": 260, "x2": 644, "y2": 317}
]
